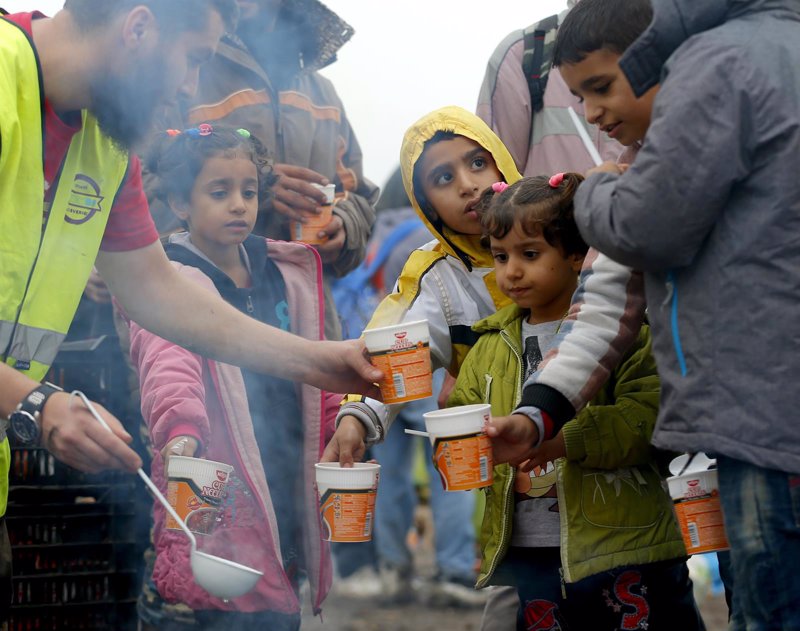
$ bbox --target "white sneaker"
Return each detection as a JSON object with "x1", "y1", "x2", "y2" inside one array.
[
  {"x1": 379, "y1": 565, "x2": 415, "y2": 604},
  {"x1": 420, "y1": 574, "x2": 490, "y2": 608},
  {"x1": 330, "y1": 566, "x2": 384, "y2": 599}
]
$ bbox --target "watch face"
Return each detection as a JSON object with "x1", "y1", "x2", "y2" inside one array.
[{"x1": 10, "y1": 411, "x2": 39, "y2": 445}]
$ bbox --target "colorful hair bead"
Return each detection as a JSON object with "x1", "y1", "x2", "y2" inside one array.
[
  {"x1": 549, "y1": 173, "x2": 565, "y2": 188},
  {"x1": 491, "y1": 181, "x2": 509, "y2": 194}
]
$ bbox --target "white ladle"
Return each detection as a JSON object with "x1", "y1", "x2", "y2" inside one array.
[{"x1": 69, "y1": 391, "x2": 263, "y2": 600}]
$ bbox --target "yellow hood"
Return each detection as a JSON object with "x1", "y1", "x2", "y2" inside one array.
[{"x1": 400, "y1": 106, "x2": 522, "y2": 269}]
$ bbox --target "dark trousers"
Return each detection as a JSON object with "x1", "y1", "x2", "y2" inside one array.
[
  {"x1": 0, "y1": 518, "x2": 11, "y2": 623},
  {"x1": 495, "y1": 547, "x2": 705, "y2": 631}
]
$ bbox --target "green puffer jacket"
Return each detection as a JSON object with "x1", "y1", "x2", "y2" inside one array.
[{"x1": 448, "y1": 304, "x2": 686, "y2": 586}]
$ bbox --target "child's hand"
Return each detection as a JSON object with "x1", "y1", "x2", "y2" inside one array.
[
  {"x1": 162, "y1": 435, "x2": 199, "y2": 477},
  {"x1": 519, "y1": 431, "x2": 566, "y2": 473},
  {"x1": 486, "y1": 413, "x2": 541, "y2": 466},
  {"x1": 586, "y1": 161, "x2": 629, "y2": 177},
  {"x1": 271, "y1": 164, "x2": 329, "y2": 221},
  {"x1": 321, "y1": 416, "x2": 367, "y2": 467}
]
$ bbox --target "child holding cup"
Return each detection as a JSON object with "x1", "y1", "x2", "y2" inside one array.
[
  {"x1": 325, "y1": 106, "x2": 521, "y2": 460},
  {"x1": 128, "y1": 125, "x2": 340, "y2": 630},
  {"x1": 447, "y1": 174, "x2": 703, "y2": 630},
  {"x1": 324, "y1": 106, "x2": 523, "y2": 600}
]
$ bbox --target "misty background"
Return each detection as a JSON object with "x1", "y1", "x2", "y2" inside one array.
[{"x1": 4, "y1": 0, "x2": 568, "y2": 188}]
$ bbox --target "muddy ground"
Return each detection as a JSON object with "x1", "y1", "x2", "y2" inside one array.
[{"x1": 301, "y1": 507, "x2": 729, "y2": 631}]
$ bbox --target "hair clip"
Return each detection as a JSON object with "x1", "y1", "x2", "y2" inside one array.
[
  {"x1": 165, "y1": 129, "x2": 182, "y2": 137},
  {"x1": 549, "y1": 173, "x2": 565, "y2": 188},
  {"x1": 236, "y1": 128, "x2": 251, "y2": 138},
  {"x1": 198, "y1": 123, "x2": 213, "y2": 137},
  {"x1": 491, "y1": 181, "x2": 509, "y2": 194}
]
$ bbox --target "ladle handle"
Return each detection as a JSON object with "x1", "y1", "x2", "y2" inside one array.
[
  {"x1": 404, "y1": 429, "x2": 430, "y2": 437},
  {"x1": 68, "y1": 390, "x2": 198, "y2": 549}
]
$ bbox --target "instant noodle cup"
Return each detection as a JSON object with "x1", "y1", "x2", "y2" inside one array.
[
  {"x1": 423, "y1": 404, "x2": 493, "y2": 492},
  {"x1": 363, "y1": 320, "x2": 432, "y2": 404},
  {"x1": 290, "y1": 182, "x2": 335, "y2": 245},
  {"x1": 315, "y1": 463, "x2": 380, "y2": 542},
  {"x1": 667, "y1": 453, "x2": 729, "y2": 555},
  {"x1": 166, "y1": 456, "x2": 233, "y2": 536}
]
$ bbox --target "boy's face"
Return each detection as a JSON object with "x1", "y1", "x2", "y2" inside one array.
[
  {"x1": 560, "y1": 49, "x2": 658, "y2": 146},
  {"x1": 490, "y1": 221, "x2": 584, "y2": 325},
  {"x1": 418, "y1": 136, "x2": 502, "y2": 235}
]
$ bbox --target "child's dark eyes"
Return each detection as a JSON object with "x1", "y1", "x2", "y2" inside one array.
[
  {"x1": 594, "y1": 82, "x2": 611, "y2": 95},
  {"x1": 524, "y1": 250, "x2": 539, "y2": 259},
  {"x1": 435, "y1": 172, "x2": 453, "y2": 186},
  {"x1": 243, "y1": 189, "x2": 258, "y2": 200},
  {"x1": 492, "y1": 252, "x2": 508, "y2": 263},
  {"x1": 210, "y1": 190, "x2": 227, "y2": 200},
  {"x1": 472, "y1": 157, "x2": 487, "y2": 169}
]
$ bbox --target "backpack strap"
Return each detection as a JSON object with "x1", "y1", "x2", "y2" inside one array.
[
  {"x1": 358, "y1": 217, "x2": 425, "y2": 282},
  {"x1": 522, "y1": 14, "x2": 559, "y2": 113},
  {"x1": 335, "y1": 217, "x2": 424, "y2": 291}
]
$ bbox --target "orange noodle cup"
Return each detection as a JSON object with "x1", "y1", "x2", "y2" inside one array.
[
  {"x1": 363, "y1": 319, "x2": 432, "y2": 404},
  {"x1": 290, "y1": 183, "x2": 335, "y2": 245},
  {"x1": 315, "y1": 463, "x2": 380, "y2": 542},
  {"x1": 422, "y1": 404, "x2": 493, "y2": 492},
  {"x1": 166, "y1": 456, "x2": 233, "y2": 536},
  {"x1": 667, "y1": 453, "x2": 730, "y2": 555}
]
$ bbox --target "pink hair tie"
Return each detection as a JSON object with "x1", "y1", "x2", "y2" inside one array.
[
  {"x1": 549, "y1": 173, "x2": 565, "y2": 188},
  {"x1": 198, "y1": 123, "x2": 213, "y2": 137},
  {"x1": 491, "y1": 181, "x2": 509, "y2": 194}
]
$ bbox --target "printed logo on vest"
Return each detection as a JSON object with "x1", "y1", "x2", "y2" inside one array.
[{"x1": 65, "y1": 174, "x2": 104, "y2": 224}]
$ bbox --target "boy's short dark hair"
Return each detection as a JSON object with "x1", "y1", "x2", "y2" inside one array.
[
  {"x1": 64, "y1": 0, "x2": 238, "y2": 34},
  {"x1": 553, "y1": 0, "x2": 653, "y2": 66}
]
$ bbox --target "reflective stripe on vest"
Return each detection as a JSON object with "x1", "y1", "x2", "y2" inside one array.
[{"x1": 0, "y1": 17, "x2": 130, "y2": 516}]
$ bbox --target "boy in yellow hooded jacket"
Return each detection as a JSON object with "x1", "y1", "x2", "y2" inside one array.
[{"x1": 322, "y1": 106, "x2": 521, "y2": 465}]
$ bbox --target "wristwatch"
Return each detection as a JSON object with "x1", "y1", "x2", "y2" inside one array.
[{"x1": 7, "y1": 383, "x2": 62, "y2": 445}]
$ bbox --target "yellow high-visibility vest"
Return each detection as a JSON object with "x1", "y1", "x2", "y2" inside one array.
[{"x1": 0, "y1": 18, "x2": 130, "y2": 515}]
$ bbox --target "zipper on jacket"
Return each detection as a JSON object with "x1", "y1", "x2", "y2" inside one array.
[
  {"x1": 478, "y1": 472, "x2": 516, "y2": 588},
  {"x1": 665, "y1": 271, "x2": 687, "y2": 376},
  {"x1": 559, "y1": 567, "x2": 567, "y2": 599},
  {"x1": 246, "y1": 294, "x2": 255, "y2": 314},
  {"x1": 478, "y1": 329, "x2": 525, "y2": 586}
]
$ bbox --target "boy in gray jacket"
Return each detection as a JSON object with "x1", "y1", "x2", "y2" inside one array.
[{"x1": 491, "y1": 0, "x2": 800, "y2": 628}]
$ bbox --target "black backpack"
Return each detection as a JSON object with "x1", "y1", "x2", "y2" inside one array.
[{"x1": 521, "y1": 14, "x2": 559, "y2": 113}]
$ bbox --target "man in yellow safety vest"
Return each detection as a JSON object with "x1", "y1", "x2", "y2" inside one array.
[{"x1": 0, "y1": 1, "x2": 381, "y2": 611}]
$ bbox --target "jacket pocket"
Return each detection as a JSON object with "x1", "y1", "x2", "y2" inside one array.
[{"x1": 578, "y1": 466, "x2": 666, "y2": 529}]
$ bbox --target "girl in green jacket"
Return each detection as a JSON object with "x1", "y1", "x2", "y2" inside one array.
[{"x1": 449, "y1": 173, "x2": 703, "y2": 631}]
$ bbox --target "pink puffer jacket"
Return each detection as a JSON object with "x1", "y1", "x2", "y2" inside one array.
[{"x1": 129, "y1": 239, "x2": 337, "y2": 615}]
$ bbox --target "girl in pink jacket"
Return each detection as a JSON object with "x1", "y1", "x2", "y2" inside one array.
[{"x1": 129, "y1": 125, "x2": 339, "y2": 631}]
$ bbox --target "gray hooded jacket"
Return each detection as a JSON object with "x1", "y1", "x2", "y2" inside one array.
[{"x1": 575, "y1": 0, "x2": 800, "y2": 473}]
